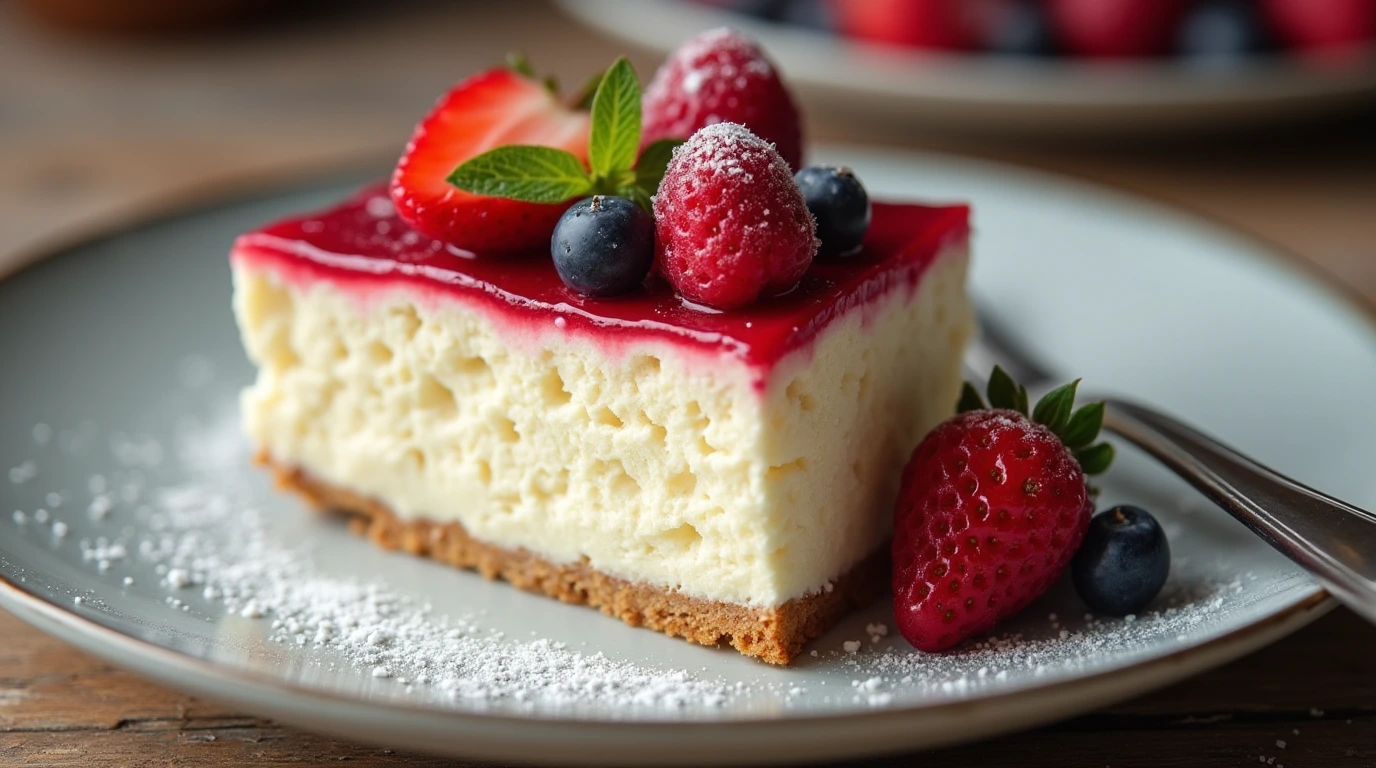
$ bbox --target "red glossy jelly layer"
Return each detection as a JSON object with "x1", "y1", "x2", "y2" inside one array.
[{"x1": 232, "y1": 183, "x2": 969, "y2": 375}]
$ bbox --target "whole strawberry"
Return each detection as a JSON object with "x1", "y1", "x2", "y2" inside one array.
[
  {"x1": 892, "y1": 367, "x2": 1114, "y2": 652},
  {"x1": 642, "y1": 27, "x2": 804, "y2": 170}
]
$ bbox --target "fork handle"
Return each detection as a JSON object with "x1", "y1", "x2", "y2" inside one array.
[{"x1": 1103, "y1": 398, "x2": 1376, "y2": 624}]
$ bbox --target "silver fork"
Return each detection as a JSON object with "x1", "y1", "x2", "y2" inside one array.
[{"x1": 967, "y1": 307, "x2": 1376, "y2": 625}]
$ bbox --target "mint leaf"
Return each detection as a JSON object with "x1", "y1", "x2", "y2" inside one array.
[
  {"x1": 618, "y1": 184, "x2": 654, "y2": 214},
  {"x1": 588, "y1": 57, "x2": 641, "y2": 179},
  {"x1": 634, "y1": 138, "x2": 682, "y2": 197},
  {"x1": 447, "y1": 146, "x2": 592, "y2": 204},
  {"x1": 572, "y1": 71, "x2": 604, "y2": 110}
]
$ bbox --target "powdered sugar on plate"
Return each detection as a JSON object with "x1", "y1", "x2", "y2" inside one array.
[
  {"x1": 0, "y1": 373, "x2": 1316, "y2": 720},
  {"x1": 86, "y1": 429, "x2": 745, "y2": 713}
]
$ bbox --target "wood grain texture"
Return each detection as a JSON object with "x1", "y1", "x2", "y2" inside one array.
[
  {"x1": 2, "y1": 609, "x2": 1374, "y2": 766},
  {"x1": 1, "y1": 0, "x2": 1374, "y2": 765}
]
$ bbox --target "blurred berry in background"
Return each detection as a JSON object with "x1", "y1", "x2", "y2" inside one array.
[
  {"x1": 1176, "y1": 0, "x2": 1272, "y2": 63},
  {"x1": 692, "y1": 0, "x2": 1376, "y2": 63}
]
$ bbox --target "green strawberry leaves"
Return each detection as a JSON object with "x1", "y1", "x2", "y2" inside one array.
[
  {"x1": 506, "y1": 51, "x2": 558, "y2": 96},
  {"x1": 1031, "y1": 379, "x2": 1078, "y2": 435},
  {"x1": 985, "y1": 365, "x2": 1029, "y2": 415},
  {"x1": 447, "y1": 56, "x2": 683, "y2": 214},
  {"x1": 1074, "y1": 442, "x2": 1115, "y2": 476},
  {"x1": 1060, "y1": 401, "x2": 1105, "y2": 450},
  {"x1": 957, "y1": 382, "x2": 987, "y2": 414},
  {"x1": 957, "y1": 365, "x2": 1114, "y2": 476}
]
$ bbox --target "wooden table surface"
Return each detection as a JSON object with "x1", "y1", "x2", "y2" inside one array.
[{"x1": 2, "y1": 2, "x2": 1375, "y2": 765}]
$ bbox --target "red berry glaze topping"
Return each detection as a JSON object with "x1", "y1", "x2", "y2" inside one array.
[
  {"x1": 234, "y1": 183, "x2": 968, "y2": 386},
  {"x1": 642, "y1": 27, "x2": 804, "y2": 170},
  {"x1": 654, "y1": 122, "x2": 818, "y2": 311},
  {"x1": 390, "y1": 68, "x2": 591, "y2": 255},
  {"x1": 892, "y1": 371, "x2": 1114, "y2": 652}
]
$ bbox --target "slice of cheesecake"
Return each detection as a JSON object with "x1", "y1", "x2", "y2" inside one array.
[{"x1": 230, "y1": 183, "x2": 973, "y2": 664}]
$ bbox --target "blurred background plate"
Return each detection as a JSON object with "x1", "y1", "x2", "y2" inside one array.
[{"x1": 555, "y1": 0, "x2": 1376, "y2": 137}]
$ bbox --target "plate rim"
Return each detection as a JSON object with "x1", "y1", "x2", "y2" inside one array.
[
  {"x1": 1, "y1": 147, "x2": 1369, "y2": 761},
  {"x1": 553, "y1": 0, "x2": 1376, "y2": 137},
  {"x1": 0, "y1": 575, "x2": 1335, "y2": 764},
  {"x1": 554, "y1": 0, "x2": 1376, "y2": 109}
]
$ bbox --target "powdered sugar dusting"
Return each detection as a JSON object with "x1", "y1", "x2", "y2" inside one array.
[
  {"x1": 0, "y1": 369, "x2": 1315, "y2": 720},
  {"x1": 641, "y1": 26, "x2": 802, "y2": 170},
  {"x1": 647, "y1": 27, "x2": 774, "y2": 104},
  {"x1": 672, "y1": 121, "x2": 783, "y2": 180},
  {"x1": 653, "y1": 121, "x2": 818, "y2": 309},
  {"x1": 127, "y1": 483, "x2": 738, "y2": 711}
]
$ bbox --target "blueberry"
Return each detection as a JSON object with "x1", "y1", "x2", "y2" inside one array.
[
  {"x1": 986, "y1": 0, "x2": 1056, "y2": 57},
  {"x1": 1176, "y1": 0, "x2": 1270, "y2": 62},
  {"x1": 550, "y1": 196, "x2": 655, "y2": 298},
  {"x1": 1072, "y1": 505, "x2": 1171, "y2": 617},
  {"x1": 718, "y1": 0, "x2": 791, "y2": 21},
  {"x1": 794, "y1": 166, "x2": 871, "y2": 258}
]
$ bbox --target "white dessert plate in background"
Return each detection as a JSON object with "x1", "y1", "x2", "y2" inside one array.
[
  {"x1": 554, "y1": 0, "x2": 1376, "y2": 137},
  {"x1": 2, "y1": 146, "x2": 1373, "y2": 766}
]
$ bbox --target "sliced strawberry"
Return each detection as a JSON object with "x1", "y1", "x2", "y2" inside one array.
[{"x1": 390, "y1": 68, "x2": 592, "y2": 255}]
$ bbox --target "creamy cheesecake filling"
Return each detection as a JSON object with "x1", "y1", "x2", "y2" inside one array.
[{"x1": 233, "y1": 245, "x2": 971, "y2": 607}]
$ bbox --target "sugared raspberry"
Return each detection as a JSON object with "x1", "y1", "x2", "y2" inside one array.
[
  {"x1": 642, "y1": 27, "x2": 804, "y2": 170},
  {"x1": 653, "y1": 123, "x2": 817, "y2": 311}
]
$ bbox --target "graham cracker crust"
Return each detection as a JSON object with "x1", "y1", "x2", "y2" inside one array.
[{"x1": 257, "y1": 453, "x2": 889, "y2": 665}]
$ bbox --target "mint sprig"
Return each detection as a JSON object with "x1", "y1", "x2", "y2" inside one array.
[
  {"x1": 633, "y1": 138, "x2": 680, "y2": 195},
  {"x1": 958, "y1": 365, "x2": 1115, "y2": 476},
  {"x1": 445, "y1": 146, "x2": 593, "y2": 204},
  {"x1": 446, "y1": 56, "x2": 683, "y2": 214},
  {"x1": 589, "y1": 58, "x2": 641, "y2": 180}
]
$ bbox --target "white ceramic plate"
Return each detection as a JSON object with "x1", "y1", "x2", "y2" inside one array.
[
  {"x1": 555, "y1": 0, "x2": 1376, "y2": 136},
  {"x1": 2, "y1": 146, "x2": 1372, "y2": 766}
]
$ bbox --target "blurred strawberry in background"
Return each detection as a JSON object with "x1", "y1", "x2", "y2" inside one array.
[
  {"x1": 832, "y1": 0, "x2": 983, "y2": 50},
  {"x1": 1263, "y1": 0, "x2": 1376, "y2": 60},
  {"x1": 1046, "y1": 0, "x2": 1187, "y2": 57},
  {"x1": 691, "y1": 0, "x2": 1376, "y2": 65}
]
